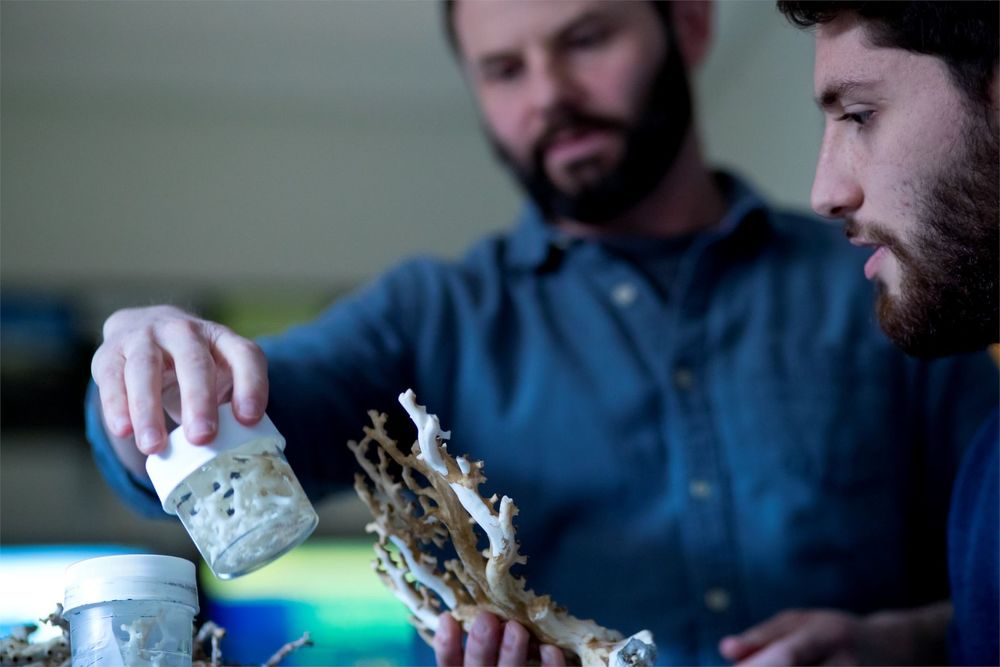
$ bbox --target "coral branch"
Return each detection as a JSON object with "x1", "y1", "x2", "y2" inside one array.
[
  {"x1": 263, "y1": 632, "x2": 313, "y2": 666},
  {"x1": 349, "y1": 389, "x2": 657, "y2": 667}
]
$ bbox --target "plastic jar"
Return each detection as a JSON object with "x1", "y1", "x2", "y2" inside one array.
[
  {"x1": 63, "y1": 554, "x2": 198, "y2": 667},
  {"x1": 146, "y1": 404, "x2": 318, "y2": 579}
]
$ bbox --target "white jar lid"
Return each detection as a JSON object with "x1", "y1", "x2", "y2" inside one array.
[
  {"x1": 63, "y1": 554, "x2": 198, "y2": 613},
  {"x1": 146, "y1": 403, "x2": 284, "y2": 513}
]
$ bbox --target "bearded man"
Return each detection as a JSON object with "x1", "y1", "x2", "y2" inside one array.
[
  {"x1": 717, "y1": 3, "x2": 998, "y2": 666},
  {"x1": 86, "y1": 2, "x2": 997, "y2": 665}
]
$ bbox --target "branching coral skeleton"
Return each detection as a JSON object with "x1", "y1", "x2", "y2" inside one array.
[{"x1": 349, "y1": 389, "x2": 656, "y2": 667}]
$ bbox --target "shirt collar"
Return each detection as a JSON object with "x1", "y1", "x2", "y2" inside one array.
[{"x1": 504, "y1": 171, "x2": 773, "y2": 272}]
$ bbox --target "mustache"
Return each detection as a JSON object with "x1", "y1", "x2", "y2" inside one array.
[
  {"x1": 843, "y1": 217, "x2": 912, "y2": 262},
  {"x1": 532, "y1": 106, "x2": 627, "y2": 159}
]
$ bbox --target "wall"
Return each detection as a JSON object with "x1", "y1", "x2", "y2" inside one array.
[
  {"x1": 2, "y1": 0, "x2": 820, "y2": 291},
  {"x1": 0, "y1": 1, "x2": 822, "y2": 549}
]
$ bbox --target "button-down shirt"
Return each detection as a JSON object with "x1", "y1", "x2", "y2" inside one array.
[{"x1": 88, "y1": 174, "x2": 998, "y2": 665}]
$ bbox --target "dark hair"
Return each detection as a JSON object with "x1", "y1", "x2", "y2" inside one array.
[
  {"x1": 776, "y1": 1, "x2": 999, "y2": 107},
  {"x1": 441, "y1": 0, "x2": 674, "y2": 59}
]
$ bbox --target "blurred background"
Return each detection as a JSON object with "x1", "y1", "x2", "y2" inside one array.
[{"x1": 1, "y1": 0, "x2": 819, "y2": 662}]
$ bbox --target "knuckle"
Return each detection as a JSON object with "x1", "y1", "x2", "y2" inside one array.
[
  {"x1": 125, "y1": 345, "x2": 163, "y2": 370},
  {"x1": 161, "y1": 317, "x2": 202, "y2": 341},
  {"x1": 231, "y1": 336, "x2": 263, "y2": 359},
  {"x1": 176, "y1": 349, "x2": 215, "y2": 375},
  {"x1": 92, "y1": 359, "x2": 120, "y2": 387}
]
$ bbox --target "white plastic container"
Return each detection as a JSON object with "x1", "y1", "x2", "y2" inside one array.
[
  {"x1": 63, "y1": 554, "x2": 198, "y2": 667},
  {"x1": 146, "y1": 404, "x2": 318, "y2": 579}
]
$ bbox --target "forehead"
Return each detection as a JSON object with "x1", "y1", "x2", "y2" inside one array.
[
  {"x1": 813, "y1": 15, "x2": 955, "y2": 100},
  {"x1": 453, "y1": 0, "x2": 652, "y2": 59}
]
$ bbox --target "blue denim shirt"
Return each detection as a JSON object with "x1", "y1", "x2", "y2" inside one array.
[
  {"x1": 948, "y1": 408, "x2": 999, "y2": 667},
  {"x1": 88, "y1": 174, "x2": 998, "y2": 665}
]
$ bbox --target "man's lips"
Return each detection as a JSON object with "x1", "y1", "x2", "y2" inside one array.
[
  {"x1": 849, "y1": 237, "x2": 889, "y2": 280},
  {"x1": 543, "y1": 127, "x2": 615, "y2": 167},
  {"x1": 863, "y1": 246, "x2": 890, "y2": 280}
]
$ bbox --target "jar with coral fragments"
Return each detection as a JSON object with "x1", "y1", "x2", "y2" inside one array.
[
  {"x1": 64, "y1": 554, "x2": 198, "y2": 667},
  {"x1": 146, "y1": 404, "x2": 318, "y2": 579}
]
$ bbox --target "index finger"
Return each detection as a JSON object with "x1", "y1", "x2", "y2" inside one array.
[
  {"x1": 92, "y1": 345, "x2": 133, "y2": 438},
  {"x1": 721, "y1": 611, "x2": 804, "y2": 661},
  {"x1": 122, "y1": 343, "x2": 168, "y2": 454},
  {"x1": 737, "y1": 632, "x2": 822, "y2": 667}
]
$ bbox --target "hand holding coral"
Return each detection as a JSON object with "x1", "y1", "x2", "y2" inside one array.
[
  {"x1": 434, "y1": 611, "x2": 567, "y2": 667},
  {"x1": 349, "y1": 389, "x2": 656, "y2": 667}
]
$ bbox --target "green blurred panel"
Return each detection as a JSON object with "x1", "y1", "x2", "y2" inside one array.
[
  {"x1": 200, "y1": 539, "x2": 394, "y2": 601},
  {"x1": 201, "y1": 539, "x2": 417, "y2": 665},
  {"x1": 207, "y1": 289, "x2": 341, "y2": 338}
]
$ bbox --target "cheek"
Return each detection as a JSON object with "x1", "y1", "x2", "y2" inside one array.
[
  {"x1": 583, "y1": 55, "x2": 655, "y2": 120},
  {"x1": 478, "y1": 93, "x2": 530, "y2": 159},
  {"x1": 863, "y1": 164, "x2": 920, "y2": 223}
]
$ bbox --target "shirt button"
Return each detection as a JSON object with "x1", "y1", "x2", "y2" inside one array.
[
  {"x1": 704, "y1": 588, "x2": 731, "y2": 613},
  {"x1": 611, "y1": 282, "x2": 637, "y2": 307},
  {"x1": 673, "y1": 367, "x2": 694, "y2": 390},
  {"x1": 689, "y1": 479, "x2": 713, "y2": 500}
]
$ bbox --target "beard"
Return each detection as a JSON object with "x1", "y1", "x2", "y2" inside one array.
[
  {"x1": 489, "y1": 33, "x2": 692, "y2": 225},
  {"x1": 851, "y1": 110, "x2": 999, "y2": 359}
]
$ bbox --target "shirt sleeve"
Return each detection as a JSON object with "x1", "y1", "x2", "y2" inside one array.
[
  {"x1": 230, "y1": 259, "x2": 436, "y2": 502},
  {"x1": 84, "y1": 259, "x2": 434, "y2": 514}
]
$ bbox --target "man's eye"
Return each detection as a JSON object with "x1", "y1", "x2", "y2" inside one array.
[
  {"x1": 837, "y1": 110, "x2": 875, "y2": 126},
  {"x1": 481, "y1": 61, "x2": 523, "y2": 83},
  {"x1": 565, "y1": 27, "x2": 609, "y2": 50}
]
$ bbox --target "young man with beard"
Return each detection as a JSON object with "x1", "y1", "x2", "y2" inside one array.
[
  {"x1": 86, "y1": 2, "x2": 997, "y2": 665},
  {"x1": 717, "y1": 3, "x2": 998, "y2": 666}
]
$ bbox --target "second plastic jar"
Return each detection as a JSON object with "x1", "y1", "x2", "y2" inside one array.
[
  {"x1": 64, "y1": 554, "x2": 198, "y2": 667},
  {"x1": 146, "y1": 404, "x2": 318, "y2": 579}
]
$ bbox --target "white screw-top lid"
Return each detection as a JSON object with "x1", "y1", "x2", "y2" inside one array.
[
  {"x1": 146, "y1": 403, "x2": 284, "y2": 513},
  {"x1": 63, "y1": 554, "x2": 198, "y2": 613}
]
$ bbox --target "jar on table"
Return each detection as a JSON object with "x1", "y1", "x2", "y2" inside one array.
[
  {"x1": 145, "y1": 404, "x2": 318, "y2": 579},
  {"x1": 63, "y1": 554, "x2": 198, "y2": 667}
]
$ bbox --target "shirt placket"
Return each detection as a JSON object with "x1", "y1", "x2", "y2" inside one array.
[
  {"x1": 575, "y1": 239, "x2": 749, "y2": 662},
  {"x1": 669, "y1": 243, "x2": 749, "y2": 662}
]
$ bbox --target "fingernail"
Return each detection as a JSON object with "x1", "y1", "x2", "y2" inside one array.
[
  {"x1": 138, "y1": 428, "x2": 162, "y2": 454},
  {"x1": 237, "y1": 399, "x2": 262, "y2": 420},
  {"x1": 188, "y1": 419, "x2": 216, "y2": 442}
]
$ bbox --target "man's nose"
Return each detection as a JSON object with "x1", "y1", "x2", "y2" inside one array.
[
  {"x1": 526, "y1": 55, "x2": 581, "y2": 113},
  {"x1": 810, "y1": 135, "x2": 863, "y2": 219}
]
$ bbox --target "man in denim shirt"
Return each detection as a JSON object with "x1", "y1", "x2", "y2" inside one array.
[{"x1": 87, "y1": 2, "x2": 997, "y2": 665}]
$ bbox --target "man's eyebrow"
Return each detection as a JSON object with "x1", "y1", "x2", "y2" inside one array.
[
  {"x1": 470, "y1": 9, "x2": 613, "y2": 70},
  {"x1": 815, "y1": 79, "x2": 881, "y2": 110}
]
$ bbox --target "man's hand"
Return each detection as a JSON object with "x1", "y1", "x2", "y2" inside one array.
[
  {"x1": 433, "y1": 611, "x2": 566, "y2": 667},
  {"x1": 719, "y1": 603, "x2": 951, "y2": 666},
  {"x1": 91, "y1": 305, "x2": 268, "y2": 459}
]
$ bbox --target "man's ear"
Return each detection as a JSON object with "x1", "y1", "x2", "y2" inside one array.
[{"x1": 670, "y1": 0, "x2": 714, "y2": 70}]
